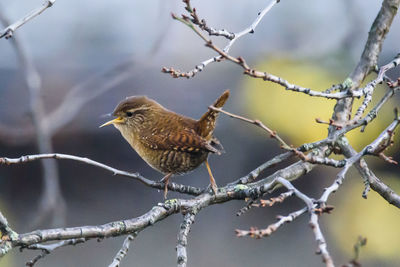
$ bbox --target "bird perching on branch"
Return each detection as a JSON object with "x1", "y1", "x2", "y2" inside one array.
[{"x1": 100, "y1": 90, "x2": 230, "y2": 198}]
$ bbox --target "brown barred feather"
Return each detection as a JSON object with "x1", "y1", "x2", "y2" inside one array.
[{"x1": 197, "y1": 90, "x2": 230, "y2": 139}]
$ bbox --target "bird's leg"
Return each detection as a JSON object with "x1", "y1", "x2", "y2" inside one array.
[
  {"x1": 205, "y1": 160, "x2": 218, "y2": 194},
  {"x1": 160, "y1": 173, "x2": 172, "y2": 199}
]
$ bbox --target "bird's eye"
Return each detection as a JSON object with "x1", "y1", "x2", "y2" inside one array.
[{"x1": 126, "y1": 112, "x2": 133, "y2": 117}]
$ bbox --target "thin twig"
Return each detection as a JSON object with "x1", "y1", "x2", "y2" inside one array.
[
  {"x1": 162, "y1": 0, "x2": 280, "y2": 78},
  {"x1": 177, "y1": 212, "x2": 196, "y2": 267},
  {"x1": 0, "y1": 153, "x2": 203, "y2": 196},
  {"x1": 238, "y1": 177, "x2": 335, "y2": 266},
  {"x1": 236, "y1": 190, "x2": 294, "y2": 216},
  {"x1": 328, "y1": 0, "x2": 400, "y2": 143},
  {"x1": 26, "y1": 238, "x2": 87, "y2": 267},
  {"x1": 309, "y1": 213, "x2": 334, "y2": 267},
  {"x1": 352, "y1": 53, "x2": 400, "y2": 121},
  {"x1": 168, "y1": 6, "x2": 400, "y2": 108},
  {"x1": 320, "y1": 111, "x2": 400, "y2": 204},
  {"x1": 258, "y1": 190, "x2": 294, "y2": 207},
  {"x1": 209, "y1": 106, "x2": 291, "y2": 150},
  {"x1": 293, "y1": 149, "x2": 346, "y2": 168},
  {"x1": 109, "y1": 234, "x2": 136, "y2": 267},
  {"x1": 360, "y1": 86, "x2": 398, "y2": 132},
  {"x1": 222, "y1": 0, "x2": 279, "y2": 53},
  {"x1": 0, "y1": 0, "x2": 56, "y2": 39},
  {"x1": 168, "y1": 14, "x2": 355, "y2": 99},
  {"x1": 229, "y1": 151, "x2": 294, "y2": 185},
  {"x1": 301, "y1": 84, "x2": 399, "y2": 155},
  {"x1": 340, "y1": 141, "x2": 400, "y2": 207},
  {"x1": 182, "y1": 0, "x2": 235, "y2": 40},
  {"x1": 236, "y1": 207, "x2": 307, "y2": 238}
]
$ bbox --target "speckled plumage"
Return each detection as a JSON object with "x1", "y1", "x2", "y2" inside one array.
[{"x1": 102, "y1": 90, "x2": 229, "y2": 187}]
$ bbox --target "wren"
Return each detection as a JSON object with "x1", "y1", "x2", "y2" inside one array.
[{"x1": 100, "y1": 90, "x2": 229, "y2": 198}]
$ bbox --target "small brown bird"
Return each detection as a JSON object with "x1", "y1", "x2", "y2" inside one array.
[{"x1": 100, "y1": 90, "x2": 229, "y2": 198}]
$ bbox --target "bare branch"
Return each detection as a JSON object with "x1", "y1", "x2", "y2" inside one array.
[
  {"x1": 0, "y1": 175, "x2": 299, "y2": 256},
  {"x1": 166, "y1": 14, "x2": 356, "y2": 100},
  {"x1": 352, "y1": 53, "x2": 400, "y2": 121},
  {"x1": 308, "y1": 84, "x2": 399, "y2": 152},
  {"x1": 236, "y1": 207, "x2": 307, "y2": 238},
  {"x1": 329, "y1": 0, "x2": 400, "y2": 135},
  {"x1": 221, "y1": 0, "x2": 279, "y2": 52},
  {"x1": 11, "y1": 205, "x2": 178, "y2": 251},
  {"x1": 0, "y1": 0, "x2": 55, "y2": 39},
  {"x1": 177, "y1": 212, "x2": 196, "y2": 267},
  {"x1": 360, "y1": 86, "x2": 399, "y2": 132},
  {"x1": 320, "y1": 112, "x2": 400, "y2": 204},
  {"x1": 26, "y1": 238, "x2": 86, "y2": 267},
  {"x1": 162, "y1": 0, "x2": 280, "y2": 78},
  {"x1": 229, "y1": 151, "x2": 294, "y2": 185},
  {"x1": 258, "y1": 190, "x2": 294, "y2": 207},
  {"x1": 237, "y1": 177, "x2": 335, "y2": 266},
  {"x1": 209, "y1": 106, "x2": 291, "y2": 150},
  {"x1": 181, "y1": 0, "x2": 234, "y2": 40},
  {"x1": 339, "y1": 141, "x2": 400, "y2": 207},
  {"x1": 349, "y1": 0, "x2": 400, "y2": 88},
  {"x1": 237, "y1": 190, "x2": 294, "y2": 216},
  {"x1": 309, "y1": 213, "x2": 334, "y2": 267},
  {"x1": 0, "y1": 153, "x2": 203, "y2": 196},
  {"x1": 1, "y1": 0, "x2": 399, "y2": 266},
  {"x1": 109, "y1": 234, "x2": 136, "y2": 267},
  {"x1": 279, "y1": 180, "x2": 334, "y2": 266},
  {"x1": 293, "y1": 150, "x2": 346, "y2": 168}
]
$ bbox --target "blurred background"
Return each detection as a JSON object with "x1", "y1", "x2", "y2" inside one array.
[{"x1": 0, "y1": 0, "x2": 399, "y2": 266}]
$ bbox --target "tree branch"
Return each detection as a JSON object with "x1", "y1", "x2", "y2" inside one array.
[
  {"x1": 162, "y1": 0, "x2": 280, "y2": 78},
  {"x1": 329, "y1": 0, "x2": 400, "y2": 133},
  {"x1": 0, "y1": 0, "x2": 56, "y2": 39},
  {"x1": 0, "y1": 153, "x2": 203, "y2": 196},
  {"x1": 352, "y1": 53, "x2": 400, "y2": 121},
  {"x1": 0, "y1": 180, "x2": 277, "y2": 252},
  {"x1": 339, "y1": 141, "x2": 400, "y2": 208},
  {"x1": 209, "y1": 106, "x2": 291, "y2": 150},
  {"x1": 26, "y1": 238, "x2": 86, "y2": 267},
  {"x1": 108, "y1": 234, "x2": 136, "y2": 267},
  {"x1": 176, "y1": 212, "x2": 196, "y2": 267}
]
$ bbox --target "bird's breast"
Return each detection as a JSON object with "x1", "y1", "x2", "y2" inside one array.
[{"x1": 155, "y1": 149, "x2": 208, "y2": 174}]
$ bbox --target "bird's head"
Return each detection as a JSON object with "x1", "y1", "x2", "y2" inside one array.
[{"x1": 100, "y1": 96, "x2": 162, "y2": 131}]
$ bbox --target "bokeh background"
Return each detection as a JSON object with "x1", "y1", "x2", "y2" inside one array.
[{"x1": 0, "y1": 0, "x2": 399, "y2": 266}]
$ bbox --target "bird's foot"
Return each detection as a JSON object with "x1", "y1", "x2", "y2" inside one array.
[
  {"x1": 159, "y1": 173, "x2": 172, "y2": 199},
  {"x1": 205, "y1": 183, "x2": 218, "y2": 195}
]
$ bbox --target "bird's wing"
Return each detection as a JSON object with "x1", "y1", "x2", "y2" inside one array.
[{"x1": 139, "y1": 128, "x2": 221, "y2": 154}]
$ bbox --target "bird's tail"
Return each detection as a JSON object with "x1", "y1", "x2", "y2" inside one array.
[{"x1": 197, "y1": 90, "x2": 230, "y2": 139}]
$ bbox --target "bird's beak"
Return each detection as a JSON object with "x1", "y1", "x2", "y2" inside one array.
[{"x1": 99, "y1": 117, "x2": 124, "y2": 128}]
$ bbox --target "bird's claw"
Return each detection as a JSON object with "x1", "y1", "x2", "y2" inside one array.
[{"x1": 205, "y1": 183, "x2": 218, "y2": 195}]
